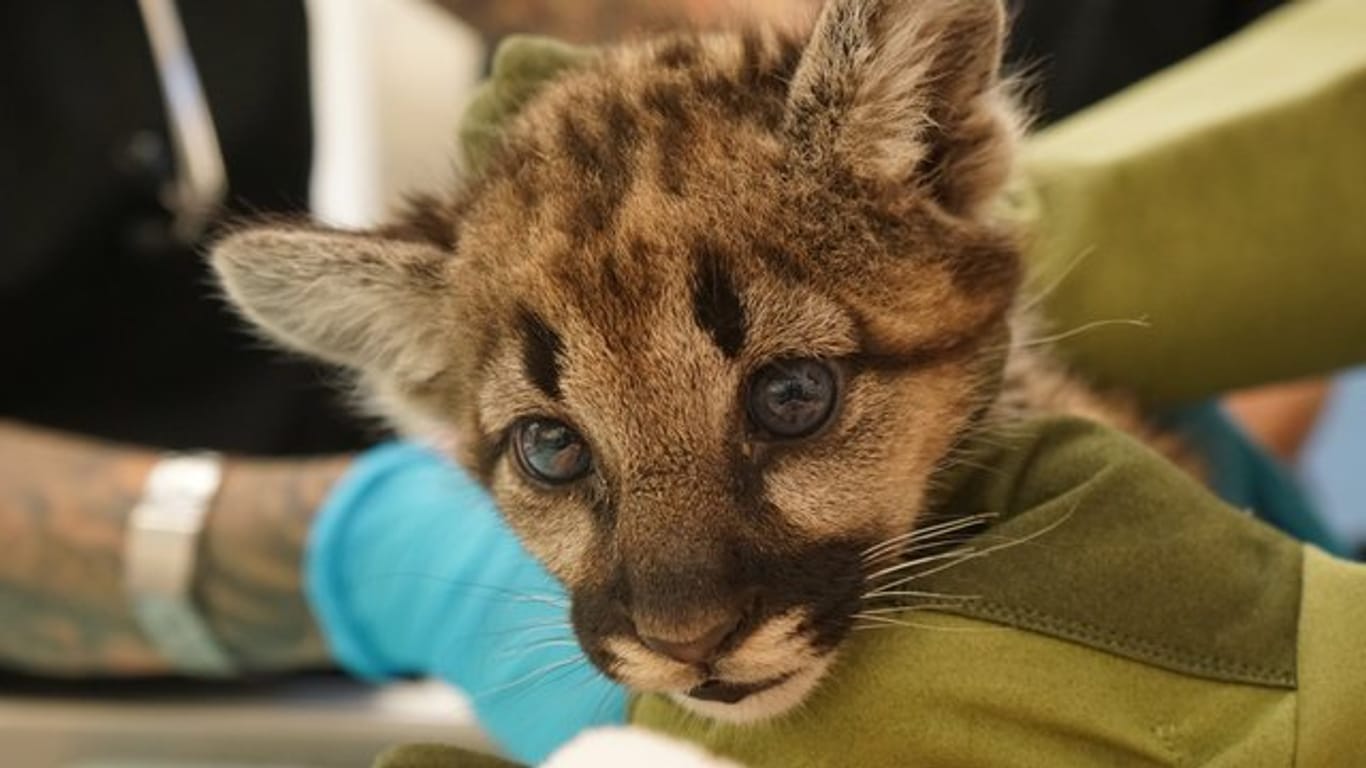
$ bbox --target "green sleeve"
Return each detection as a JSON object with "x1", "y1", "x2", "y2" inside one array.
[
  {"x1": 1296, "y1": 547, "x2": 1366, "y2": 763},
  {"x1": 1017, "y1": 0, "x2": 1366, "y2": 403}
]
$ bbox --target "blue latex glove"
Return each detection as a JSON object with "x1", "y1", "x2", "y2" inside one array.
[{"x1": 307, "y1": 443, "x2": 627, "y2": 763}]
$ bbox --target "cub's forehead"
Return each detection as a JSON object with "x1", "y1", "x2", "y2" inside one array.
[
  {"x1": 459, "y1": 30, "x2": 804, "y2": 261},
  {"x1": 510, "y1": 233, "x2": 857, "y2": 349},
  {"x1": 451, "y1": 28, "x2": 874, "y2": 428},
  {"x1": 469, "y1": 233, "x2": 861, "y2": 433}
]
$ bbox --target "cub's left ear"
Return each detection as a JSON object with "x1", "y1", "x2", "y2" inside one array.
[
  {"x1": 211, "y1": 226, "x2": 452, "y2": 384},
  {"x1": 786, "y1": 0, "x2": 1017, "y2": 216}
]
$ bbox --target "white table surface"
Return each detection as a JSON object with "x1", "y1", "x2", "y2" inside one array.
[{"x1": 0, "y1": 674, "x2": 492, "y2": 768}]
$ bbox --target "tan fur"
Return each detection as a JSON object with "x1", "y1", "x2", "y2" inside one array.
[{"x1": 212, "y1": 0, "x2": 1186, "y2": 722}]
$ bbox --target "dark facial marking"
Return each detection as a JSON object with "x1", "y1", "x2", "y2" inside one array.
[
  {"x1": 380, "y1": 193, "x2": 458, "y2": 249},
  {"x1": 738, "y1": 28, "x2": 764, "y2": 90},
  {"x1": 943, "y1": 233, "x2": 1021, "y2": 296},
  {"x1": 691, "y1": 243, "x2": 747, "y2": 359},
  {"x1": 597, "y1": 248, "x2": 630, "y2": 301},
  {"x1": 643, "y1": 82, "x2": 692, "y2": 195},
  {"x1": 795, "y1": 544, "x2": 868, "y2": 651},
  {"x1": 519, "y1": 306, "x2": 565, "y2": 399},
  {"x1": 775, "y1": 33, "x2": 805, "y2": 77},
  {"x1": 726, "y1": 439, "x2": 767, "y2": 513},
  {"x1": 591, "y1": 494, "x2": 618, "y2": 531},
  {"x1": 559, "y1": 103, "x2": 640, "y2": 239},
  {"x1": 601, "y1": 97, "x2": 643, "y2": 205},
  {"x1": 560, "y1": 111, "x2": 601, "y2": 175},
  {"x1": 848, "y1": 319, "x2": 986, "y2": 373},
  {"x1": 697, "y1": 70, "x2": 774, "y2": 126},
  {"x1": 656, "y1": 37, "x2": 700, "y2": 69},
  {"x1": 752, "y1": 240, "x2": 810, "y2": 284},
  {"x1": 698, "y1": 30, "x2": 796, "y2": 128},
  {"x1": 569, "y1": 533, "x2": 870, "y2": 684},
  {"x1": 502, "y1": 143, "x2": 544, "y2": 211}
]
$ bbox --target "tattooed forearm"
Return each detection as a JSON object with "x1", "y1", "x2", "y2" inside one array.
[
  {"x1": 199, "y1": 454, "x2": 349, "y2": 673},
  {"x1": 0, "y1": 421, "x2": 164, "y2": 675},
  {"x1": 0, "y1": 420, "x2": 346, "y2": 676}
]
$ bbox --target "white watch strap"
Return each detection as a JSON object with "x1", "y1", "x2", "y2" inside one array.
[{"x1": 125, "y1": 452, "x2": 236, "y2": 676}]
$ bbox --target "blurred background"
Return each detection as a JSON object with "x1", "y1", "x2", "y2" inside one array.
[{"x1": 1, "y1": 0, "x2": 1361, "y2": 766}]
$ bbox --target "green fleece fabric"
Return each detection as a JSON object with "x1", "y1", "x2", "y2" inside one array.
[
  {"x1": 1014, "y1": 0, "x2": 1366, "y2": 403},
  {"x1": 914, "y1": 417, "x2": 1301, "y2": 688},
  {"x1": 1297, "y1": 547, "x2": 1366, "y2": 764},
  {"x1": 377, "y1": 1, "x2": 1366, "y2": 765},
  {"x1": 458, "y1": 36, "x2": 593, "y2": 176}
]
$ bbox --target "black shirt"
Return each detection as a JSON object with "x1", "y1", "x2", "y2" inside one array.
[
  {"x1": 1005, "y1": 0, "x2": 1285, "y2": 125},
  {"x1": 1, "y1": 1, "x2": 374, "y2": 454}
]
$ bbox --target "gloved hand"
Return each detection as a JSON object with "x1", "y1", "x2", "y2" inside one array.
[{"x1": 307, "y1": 442, "x2": 626, "y2": 763}]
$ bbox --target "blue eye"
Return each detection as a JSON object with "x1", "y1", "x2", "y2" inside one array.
[
  {"x1": 513, "y1": 419, "x2": 592, "y2": 484},
  {"x1": 746, "y1": 359, "x2": 838, "y2": 439}
]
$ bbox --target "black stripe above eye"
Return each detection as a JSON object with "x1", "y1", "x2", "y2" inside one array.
[
  {"x1": 519, "y1": 306, "x2": 565, "y2": 399},
  {"x1": 692, "y1": 243, "x2": 747, "y2": 359}
]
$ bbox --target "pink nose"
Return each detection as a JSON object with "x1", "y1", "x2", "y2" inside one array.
[{"x1": 640, "y1": 616, "x2": 740, "y2": 665}]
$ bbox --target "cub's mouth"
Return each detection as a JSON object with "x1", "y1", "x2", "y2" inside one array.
[
  {"x1": 575, "y1": 580, "x2": 863, "y2": 722},
  {"x1": 670, "y1": 660, "x2": 834, "y2": 723},
  {"x1": 688, "y1": 673, "x2": 792, "y2": 704}
]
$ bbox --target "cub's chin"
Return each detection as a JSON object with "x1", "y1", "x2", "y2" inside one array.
[{"x1": 668, "y1": 656, "x2": 835, "y2": 724}]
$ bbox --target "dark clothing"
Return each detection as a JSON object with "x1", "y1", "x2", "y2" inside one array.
[
  {"x1": 0, "y1": 0, "x2": 1284, "y2": 456},
  {"x1": 0, "y1": 1, "x2": 374, "y2": 454},
  {"x1": 1006, "y1": 0, "x2": 1285, "y2": 124}
]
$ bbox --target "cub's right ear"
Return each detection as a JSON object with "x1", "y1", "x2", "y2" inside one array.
[{"x1": 210, "y1": 226, "x2": 453, "y2": 384}]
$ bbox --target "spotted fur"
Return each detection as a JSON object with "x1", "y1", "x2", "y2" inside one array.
[{"x1": 213, "y1": 0, "x2": 1182, "y2": 722}]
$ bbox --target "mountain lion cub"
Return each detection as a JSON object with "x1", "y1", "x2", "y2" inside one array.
[{"x1": 214, "y1": 0, "x2": 1177, "y2": 723}]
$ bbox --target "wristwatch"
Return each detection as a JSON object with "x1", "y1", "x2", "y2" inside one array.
[{"x1": 124, "y1": 452, "x2": 237, "y2": 676}]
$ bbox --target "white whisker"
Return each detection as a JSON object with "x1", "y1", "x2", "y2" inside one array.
[
  {"x1": 1017, "y1": 246, "x2": 1096, "y2": 315},
  {"x1": 1006, "y1": 317, "x2": 1152, "y2": 352},
  {"x1": 475, "y1": 655, "x2": 587, "y2": 700},
  {"x1": 866, "y1": 504, "x2": 1078, "y2": 595},
  {"x1": 852, "y1": 616, "x2": 1010, "y2": 634},
  {"x1": 506, "y1": 637, "x2": 582, "y2": 655},
  {"x1": 860, "y1": 513, "x2": 996, "y2": 560},
  {"x1": 855, "y1": 602, "x2": 973, "y2": 616},
  {"x1": 860, "y1": 590, "x2": 979, "y2": 604},
  {"x1": 863, "y1": 546, "x2": 985, "y2": 582}
]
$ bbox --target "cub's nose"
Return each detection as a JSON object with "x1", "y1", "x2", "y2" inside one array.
[{"x1": 640, "y1": 614, "x2": 741, "y2": 665}]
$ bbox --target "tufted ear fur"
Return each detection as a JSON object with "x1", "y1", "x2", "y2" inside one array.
[
  {"x1": 211, "y1": 227, "x2": 453, "y2": 386},
  {"x1": 785, "y1": 0, "x2": 1017, "y2": 216}
]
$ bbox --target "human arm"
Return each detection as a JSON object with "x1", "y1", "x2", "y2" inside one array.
[
  {"x1": 1224, "y1": 378, "x2": 1333, "y2": 462},
  {"x1": 0, "y1": 418, "x2": 341, "y2": 676},
  {"x1": 0, "y1": 419, "x2": 623, "y2": 758}
]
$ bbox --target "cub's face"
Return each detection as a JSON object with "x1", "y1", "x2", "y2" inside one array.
[{"x1": 214, "y1": 0, "x2": 1021, "y2": 720}]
